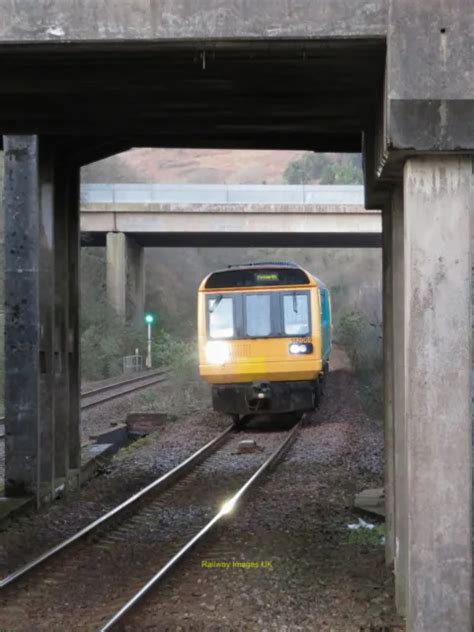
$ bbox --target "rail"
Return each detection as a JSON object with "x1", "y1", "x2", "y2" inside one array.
[
  {"x1": 0, "y1": 425, "x2": 234, "y2": 589},
  {"x1": 99, "y1": 421, "x2": 300, "y2": 631},
  {"x1": 0, "y1": 368, "x2": 169, "y2": 427}
]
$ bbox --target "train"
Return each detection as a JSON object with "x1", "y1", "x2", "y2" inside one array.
[{"x1": 197, "y1": 262, "x2": 332, "y2": 426}]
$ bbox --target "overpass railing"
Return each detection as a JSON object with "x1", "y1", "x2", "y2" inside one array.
[{"x1": 81, "y1": 184, "x2": 365, "y2": 206}]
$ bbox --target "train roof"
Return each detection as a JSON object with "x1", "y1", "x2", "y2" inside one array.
[
  {"x1": 199, "y1": 262, "x2": 328, "y2": 291},
  {"x1": 226, "y1": 261, "x2": 301, "y2": 269}
]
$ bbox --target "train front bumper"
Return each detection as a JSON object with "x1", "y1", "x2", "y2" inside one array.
[{"x1": 211, "y1": 380, "x2": 316, "y2": 415}]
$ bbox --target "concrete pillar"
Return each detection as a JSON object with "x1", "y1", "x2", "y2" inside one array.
[
  {"x1": 53, "y1": 161, "x2": 69, "y2": 482},
  {"x1": 4, "y1": 136, "x2": 50, "y2": 499},
  {"x1": 106, "y1": 232, "x2": 145, "y2": 324},
  {"x1": 403, "y1": 156, "x2": 472, "y2": 632},
  {"x1": 67, "y1": 168, "x2": 81, "y2": 472},
  {"x1": 106, "y1": 232, "x2": 126, "y2": 320},
  {"x1": 125, "y1": 235, "x2": 145, "y2": 326},
  {"x1": 382, "y1": 205, "x2": 395, "y2": 566},
  {"x1": 53, "y1": 161, "x2": 81, "y2": 479},
  {"x1": 391, "y1": 185, "x2": 407, "y2": 614},
  {"x1": 37, "y1": 142, "x2": 56, "y2": 496},
  {"x1": 4, "y1": 136, "x2": 81, "y2": 500}
]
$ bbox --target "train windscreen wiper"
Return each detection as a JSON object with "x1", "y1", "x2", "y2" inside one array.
[{"x1": 209, "y1": 295, "x2": 223, "y2": 313}]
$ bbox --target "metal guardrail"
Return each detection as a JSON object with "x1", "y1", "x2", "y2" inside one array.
[{"x1": 81, "y1": 184, "x2": 365, "y2": 206}]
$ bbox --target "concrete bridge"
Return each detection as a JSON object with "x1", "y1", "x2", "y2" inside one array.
[
  {"x1": 1, "y1": 2, "x2": 472, "y2": 630},
  {"x1": 81, "y1": 183, "x2": 380, "y2": 248},
  {"x1": 80, "y1": 183, "x2": 381, "y2": 322},
  {"x1": 82, "y1": 182, "x2": 474, "y2": 248}
]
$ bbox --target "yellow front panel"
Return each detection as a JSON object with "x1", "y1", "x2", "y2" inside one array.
[{"x1": 198, "y1": 287, "x2": 323, "y2": 384}]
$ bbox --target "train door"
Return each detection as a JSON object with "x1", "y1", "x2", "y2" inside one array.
[{"x1": 319, "y1": 288, "x2": 331, "y2": 362}]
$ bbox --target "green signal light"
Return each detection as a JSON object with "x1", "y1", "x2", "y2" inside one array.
[{"x1": 145, "y1": 313, "x2": 155, "y2": 324}]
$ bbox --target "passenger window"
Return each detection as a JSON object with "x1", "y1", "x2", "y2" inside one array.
[
  {"x1": 209, "y1": 296, "x2": 234, "y2": 338},
  {"x1": 320, "y1": 289, "x2": 329, "y2": 326},
  {"x1": 245, "y1": 294, "x2": 271, "y2": 337},
  {"x1": 283, "y1": 294, "x2": 310, "y2": 335}
]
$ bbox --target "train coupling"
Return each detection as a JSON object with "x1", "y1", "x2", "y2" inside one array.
[{"x1": 249, "y1": 381, "x2": 272, "y2": 402}]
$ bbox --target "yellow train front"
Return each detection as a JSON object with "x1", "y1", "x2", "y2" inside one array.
[{"x1": 198, "y1": 262, "x2": 331, "y2": 423}]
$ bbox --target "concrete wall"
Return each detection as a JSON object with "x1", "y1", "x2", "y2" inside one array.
[{"x1": 0, "y1": 1, "x2": 387, "y2": 41}]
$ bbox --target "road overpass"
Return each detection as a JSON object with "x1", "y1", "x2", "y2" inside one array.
[
  {"x1": 80, "y1": 183, "x2": 381, "y2": 324},
  {"x1": 80, "y1": 183, "x2": 381, "y2": 248}
]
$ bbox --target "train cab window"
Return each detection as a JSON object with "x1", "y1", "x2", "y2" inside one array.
[
  {"x1": 283, "y1": 293, "x2": 310, "y2": 335},
  {"x1": 208, "y1": 296, "x2": 234, "y2": 338},
  {"x1": 245, "y1": 294, "x2": 271, "y2": 337}
]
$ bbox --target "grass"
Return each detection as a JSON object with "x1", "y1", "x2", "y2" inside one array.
[{"x1": 346, "y1": 522, "x2": 385, "y2": 548}]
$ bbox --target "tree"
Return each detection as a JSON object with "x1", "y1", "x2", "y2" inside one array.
[{"x1": 283, "y1": 152, "x2": 363, "y2": 185}]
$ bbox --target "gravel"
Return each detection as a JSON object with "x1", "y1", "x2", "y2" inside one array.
[{"x1": 0, "y1": 364, "x2": 403, "y2": 631}]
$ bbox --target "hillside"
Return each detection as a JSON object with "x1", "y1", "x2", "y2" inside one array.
[{"x1": 82, "y1": 148, "x2": 305, "y2": 184}]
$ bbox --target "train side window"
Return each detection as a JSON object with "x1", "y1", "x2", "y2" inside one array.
[
  {"x1": 208, "y1": 296, "x2": 234, "y2": 339},
  {"x1": 283, "y1": 293, "x2": 310, "y2": 335},
  {"x1": 320, "y1": 289, "x2": 330, "y2": 327},
  {"x1": 245, "y1": 294, "x2": 271, "y2": 337}
]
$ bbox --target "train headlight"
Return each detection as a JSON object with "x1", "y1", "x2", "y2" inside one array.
[
  {"x1": 289, "y1": 342, "x2": 313, "y2": 355},
  {"x1": 205, "y1": 341, "x2": 231, "y2": 365}
]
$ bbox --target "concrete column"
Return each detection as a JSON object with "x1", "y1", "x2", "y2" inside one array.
[
  {"x1": 106, "y1": 232, "x2": 145, "y2": 324},
  {"x1": 382, "y1": 205, "x2": 395, "y2": 566},
  {"x1": 53, "y1": 160, "x2": 81, "y2": 479},
  {"x1": 4, "y1": 136, "x2": 81, "y2": 500},
  {"x1": 391, "y1": 185, "x2": 407, "y2": 614},
  {"x1": 106, "y1": 232, "x2": 126, "y2": 320},
  {"x1": 4, "y1": 135, "x2": 41, "y2": 497},
  {"x1": 4, "y1": 136, "x2": 54, "y2": 499},
  {"x1": 403, "y1": 156, "x2": 472, "y2": 632},
  {"x1": 67, "y1": 167, "x2": 81, "y2": 472},
  {"x1": 126, "y1": 236, "x2": 145, "y2": 326},
  {"x1": 53, "y1": 160, "x2": 69, "y2": 482},
  {"x1": 37, "y1": 142, "x2": 56, "y2": 498}
]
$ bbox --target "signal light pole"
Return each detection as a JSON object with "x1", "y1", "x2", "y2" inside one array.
[{"x1": 144, "y1": 313, "x2": 155, "y2": 368}]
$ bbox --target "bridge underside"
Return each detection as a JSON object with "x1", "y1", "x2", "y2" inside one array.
[
  {"x1": 1, "y1": 1, "x2": 474, "y2": 630},
  {"x1": 82, "y1": 231, "x2": 381, "y2": 248},
  {"x1": 0, "y1": 39, "x2": 383, "y2": 155}
]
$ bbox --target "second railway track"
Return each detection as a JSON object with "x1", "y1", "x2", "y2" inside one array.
[
  {"x1": 0, "y1": 368, "x2": 169, "y2": 433},
  {"x1": 0, "y1": 422, "x2": 300, "y2": 632},
  {"x1": 80, "y1": 367, "x2": 169, "y2": 409}
]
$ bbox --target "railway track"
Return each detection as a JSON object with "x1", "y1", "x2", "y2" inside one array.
[
  {"x1": 0, "y1": 368, "x2": 169, "y2": 434},
  {"x1": 0, "y1": 422, "x2": 300, "y2": 631},
  {"x1": 80, "y1": 367, "x2": 169, "y2": 410}
]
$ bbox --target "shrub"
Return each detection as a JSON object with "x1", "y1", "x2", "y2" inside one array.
[
  {"x1": 151, "y1": 331, "x2": 211, "y2": 414},
  {"x1": 335, "y1": 308, "x2": 383, "y2": 417},
  {"x1": 283, "y1": 152, "x2": 363, "y2": 185},
  {"x1": 152, "y1": 330, "x2": 197, "y2": 377},
  {"x1": 80, "y1": 248, "x2": 144, "y2": 381}
]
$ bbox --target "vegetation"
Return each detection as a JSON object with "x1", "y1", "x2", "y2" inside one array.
[
  {"x1": 283, "y1": 153, "x2": 363, "y2": 185},
  {"x1": 346, "y1": 522, "x2": 385, "y2": 548},
  {"x1": 335, "y1": 308, "x2": 383, "y2": 416},
  {"x1": 80, "y1": 249, "x2": 145, "y2": 380},
  {"x1": 152, "y1": 330, "x2": 197, "y2": 378},
  {"x1": 151, "y1": 332, "x2": 210, "y2": 414}
]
